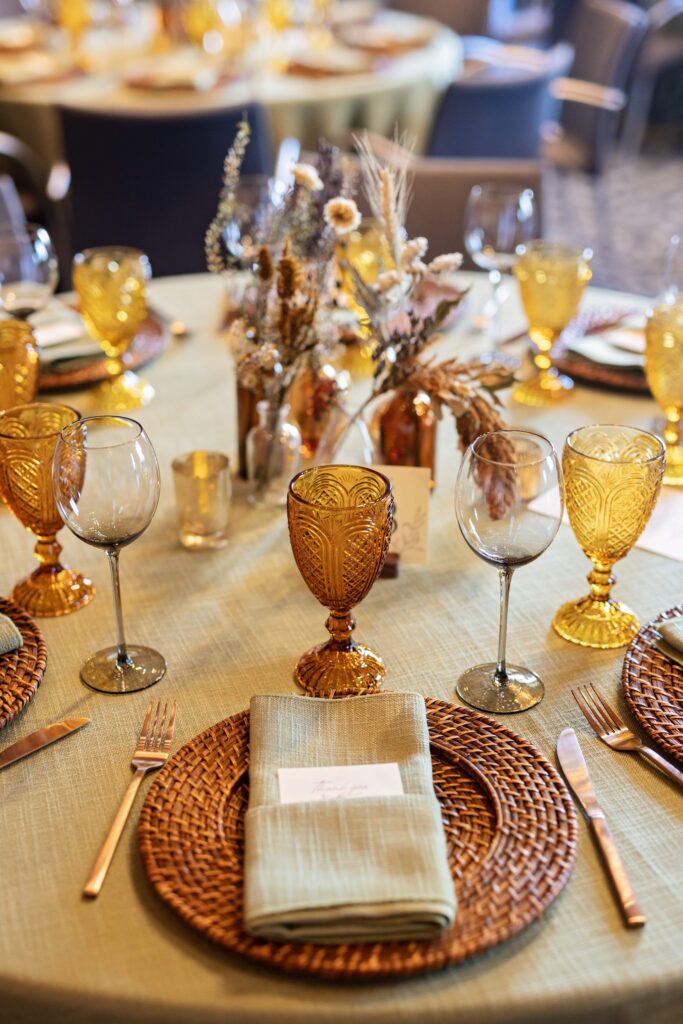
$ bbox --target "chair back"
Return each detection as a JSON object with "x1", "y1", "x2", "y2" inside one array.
[
  {"x1": 388, "y1": 0, "x2": 490, "y2": 36},
  {"x1": 60, "y1": 104, "x2": 272, "y2": 277}
]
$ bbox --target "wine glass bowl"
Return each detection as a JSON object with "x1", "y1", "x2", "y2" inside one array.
[
  {"x1": 455, "y1": 430, "x2": 563, "y2": 713},
  {"x1": 0, "y1": 223, "x2": 58, "y2": 320},
  {"x1": 645, "y1": 302, "x2": 683, "y2": 486},
  {"x1": 72, "y1": 247, "x2": 153, "y2": 412},
  {"x1": 0, "y1": 319, "x2": 40, "y2": 410},
  {"x1": 53, "y1": 415, "x2": 166, "y2": 693},
  {"x1": 0, "y1": 402, "x2": 94, "y2": 616},
  {"x1": 512, "y1": 240, "x2": 592, "y2": 406},
  {"x1": 553, "y1": 425, "x2": 665, "y2": 649},
  {"x1": 287, "y1": 464, "x2": 394, "y2": 697}
]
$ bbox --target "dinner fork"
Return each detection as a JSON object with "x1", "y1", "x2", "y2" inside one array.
[
  {"x1": 572, "y1": 684, "x2": 683, "y2": 789},
  {"x1": 83, "y1": 700, "x2": 176, "y2": 898}
]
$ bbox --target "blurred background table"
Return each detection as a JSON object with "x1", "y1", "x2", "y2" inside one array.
[{"x1": 0, "y1": 270, "x2": 682, "y2": 1024}]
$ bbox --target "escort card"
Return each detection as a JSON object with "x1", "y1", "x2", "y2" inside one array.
[
  {"x1": 372, "y1": 464, "x2": 431, "y2": 564},
  {"x1": 277, "y1": 762, "x2": 404, "y2": 804}
]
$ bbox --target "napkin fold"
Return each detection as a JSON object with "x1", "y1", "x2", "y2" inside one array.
[
  {"x1": 0, "y1": 613, "x2": 22, "y2": 655},
  {"x1": 657, "y1": 617, "x2": 683, "y2": 652},
  {"x1": 243, "y1": 692, "x2": 456, "y2": 944}
]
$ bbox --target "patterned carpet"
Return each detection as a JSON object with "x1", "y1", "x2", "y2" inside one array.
[{"x1": 545, "y1": 152, "x2": 683, "y2": 297}]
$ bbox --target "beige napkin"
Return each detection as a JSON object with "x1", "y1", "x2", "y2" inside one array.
[
  {"x1": 0, "y1": 614, "x2": 22, "y2": 655},
  {"x1": 243, "y1": 692, "x2": 456, "y2": 944},
  {"x1": 657, "y1": 617, "x2": 683, "y2": 652}
]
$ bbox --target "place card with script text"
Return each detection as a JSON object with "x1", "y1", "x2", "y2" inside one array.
[
  {"x1": 372, "y1": 464, "x2": 431, "y2": 564},
  {"x1": 277, "y1": 763, "x2": 404, "y2": 804}
]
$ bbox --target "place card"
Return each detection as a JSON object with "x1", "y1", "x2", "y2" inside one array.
[
  {"x1": 277, "y1": 762, "x2": 404, "y2": 804},
  {"x1": 372, "y1": 464, "x2": 431, "y2": 564}
]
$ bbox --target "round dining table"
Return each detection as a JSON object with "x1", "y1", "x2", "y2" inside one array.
[
  {"x1": 1, "y1": 271, "x2": 682, "y2": 1024},
  {"x1": 0, "y1": 12, "x2": 462, "y2": 175}
]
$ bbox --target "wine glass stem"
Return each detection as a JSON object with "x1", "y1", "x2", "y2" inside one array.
[
  {"x1": 488, "y1": 269, "x2": 502, "y2": 346},
  {"x1": 106, "y1": 548, "x2": 130, "y2": 666},
  {"x1": 495, "y1": 567, "x2": 513, "y2": 685}
]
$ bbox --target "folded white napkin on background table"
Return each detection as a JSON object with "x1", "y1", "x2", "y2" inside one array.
[{"x1": 243, "y1": 692, "x2": 456, "y2": 944}]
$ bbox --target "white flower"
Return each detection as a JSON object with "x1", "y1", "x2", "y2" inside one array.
[
  {"x1": 376, "y1": 270, "x2": 402, "y2": 293},
  {"x1": 400, "y1": 237, "x2": 428, "y2": 267},
  {"x1": 291, "y1": 162, "x2": 323, "y2": 191},
  {"x1": 323, "y1": 197, "x2": 361, "y2": 236},
  {"x1": 428, "y1": 252, "x2": 463, "y2": 274}
]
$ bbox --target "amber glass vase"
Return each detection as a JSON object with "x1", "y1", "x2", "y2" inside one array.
[
  {"x1": 0, "y1": 320, "x2": 39, "y2": 411},
  {"x1": 553, "y1": 425, "x2": 664, "y2": 649},
  {"x1": 287, "y1": 465, "x2": 394, "y2": 696},
  {"x1": 373, "y1": 387, "x2": 437, "y2": 487},
  {"x1": 0, "y1": 403, "x2": 94, "y2": 616}
]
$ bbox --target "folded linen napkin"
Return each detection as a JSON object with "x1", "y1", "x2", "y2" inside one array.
[
  {"x1": 657, "y1": 617, "x2": 683, "y2": 652},
  {"x1": 0, "y1": 613, "x2": 22, "y2": 655},
  {"x1": 243, "y1": 692, "x2": 456, "y2": 944}
]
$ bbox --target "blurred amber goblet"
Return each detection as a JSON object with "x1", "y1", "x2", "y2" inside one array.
[
  {"x1": 0, "y1": 403, "x2": 94, "y2": 616},
  {"x1": 0, "y1": 320, "x2": 39, "y2": 411},
  {"x1": 72, "y1": 247, "x2": 152, "y2": 412},
  {"x1": 645, "y1": 302, "x2": 683, "y2": 486},
  {"x1": 552, "y1": 425, "x2": 664, "y2": 649},
  {"x1": 513, "y1": 241, "x2": 592, "y2": 407},
  {"x1": 287, "y1": 464, "x2": 394, "y2": 696}
]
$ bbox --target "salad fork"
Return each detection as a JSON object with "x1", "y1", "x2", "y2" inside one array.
[
  {"x1": 84, "y1": 700, "x2": 176, "y2": 898},
  {"x1": 572, "y1": 684, "x2": 683, "y2": 789}
]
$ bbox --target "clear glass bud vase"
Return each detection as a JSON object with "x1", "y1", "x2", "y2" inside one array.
[{"x1": 246, "y1": 400, "x2": 301, "y2": 508}]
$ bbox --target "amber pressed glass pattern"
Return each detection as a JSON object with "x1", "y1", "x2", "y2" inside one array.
[
  {"x1": 0, "y1": 320, "x2": 39, "y2": 411},
  {"x1": 0, "y1": 403, "x2": 94, "y2": 616},
  {"x1": 287, "y1": 465, "x2": 394, "y2": 697},
  {"x1": 553, "y1": 426, "x2": 664, "y2": 649},
  {"x1": 645, "y1": 302, "x2": 683, "y2": 486},
  {"x1": 513, "y1": 241, "x2": 592, "y2": 407},
  {"x1": 72, "y1": 247, "x2": 152, "y2": 412}
]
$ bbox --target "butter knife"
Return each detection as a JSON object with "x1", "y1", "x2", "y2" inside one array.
[
  {"x1": 557, "y1": 727, "x2": 646, "y2": 928},
  {"x1": 0, "y1": 718, "x2": 89, "y2": 771}
]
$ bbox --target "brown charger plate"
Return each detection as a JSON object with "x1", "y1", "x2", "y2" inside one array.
[
  {"x1": 622, "y1": 605, "x2": 683, "y2": 764},
  {"x1": 551, "y1": 307, "x2": 649, "y2": 395},
  {"x1": 38, "y1": 311, "x2": 169, "y2": 392},
  {"x1": 138, "y1": 697, "x2": 577, "y2": 979},
  {"x1": 0, "y1": 597, "x2": 47, "y2": 730}
]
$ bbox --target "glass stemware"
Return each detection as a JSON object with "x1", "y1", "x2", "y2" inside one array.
[
  {"x1": 512, "y1": 240, "x2": 592, "y2": 406},
  {"x1": 464, "y1": 183, "x2": 535, "y2": 347},
  {"x1": 662, "y1": 232, "x2": 682, "y2": 304},
  {"x1": 53, "y1": 415, "x2": 167, "y2": 693},
  {"x1": 455, "y1": 429, "x2": 563, "y2": 713},
  {"x1": 0, "y1": 402, "x2": 94, "y2": 616},
  {"x1": 287, "y1": 464, "x2": 393, "y2": 697},
  {"x1": 0, "y1": 319, "x2": 40, "y2": 410},
  {"x1": 553, "y1": 425, "x2": 665, "y2": 649},
  {"x1": 72, "y1": 247, "x2": 152, "y2": 412},
  {"x1": 646, "y1": 302, "x2": 683, "y2": 486},
  {"x1": 0, "y1": 223, "x2": 58, "y2": 321}
]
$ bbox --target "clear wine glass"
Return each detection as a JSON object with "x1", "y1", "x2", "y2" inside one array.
[
  {"x1": 0, "y1": 222, "x2": 58, "y2": 320},
  {"x1": 53, "y1": 415, "x2": 167, "y2": 694},
  {"x1": 455, "y1": 429, "x2": 563, "y2": 713},
  {"x1": 662, "y1": 232, "x2": 683, "y2": 304},
  {"x1": 464, "y1": 183, "x2": 536, "y2": 346}
]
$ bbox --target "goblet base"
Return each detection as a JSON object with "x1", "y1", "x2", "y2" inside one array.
[
  {"x1": 512, "y1": 368, "x2": 573, "y2": 407},
  {"x1": 456, "y1": 663, "x2": 544, "y2": 714},
  {"x1": 92, "y1": 371, "x2": 154, "y2": 412},
  {"x1": 80, "y1": 645, "x2": 167, "y2": 694},
  {"x1": 294, "y1": 640, "x2": 385, "y2": 697},
  {"x1": 552, "y1": 596, "x2": 639, "y2": 649},
  {"x1": 12, "y1": 566, "x2": 94, "y2": 618}
]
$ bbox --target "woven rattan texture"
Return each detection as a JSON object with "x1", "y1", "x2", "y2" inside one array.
[
  {"x1": 552, "y1": 307, "x2": 648, "y2": 395},
  {"x1": 138, "y1": 698, "x2": 577, "y2": 979},
  {"x1": 0, "y1": 598, "x2": 47, "y2": 730},
  {"x1": 38, "y1": 312, "x2": 169, "y2": 392},
  {"x1": 622, "y1": 605, "x2": 683, "y2": 764}
]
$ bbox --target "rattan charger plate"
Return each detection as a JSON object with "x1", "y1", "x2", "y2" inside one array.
[
  {"x1": 552, "y1": 306, "x2": 649, "y2": 395},
  {"x1": 622, "y1": 605, "x2": 683, "y2": 764},
  {"x1": 0, "y1": 597, "x2": 47, "y2": 730},
  {"x1": 139, "y1": 698, "x2": 577, "y2": 979},
  {"x1": 38, "y1": 312, "x2": 169, "y2": 392}
]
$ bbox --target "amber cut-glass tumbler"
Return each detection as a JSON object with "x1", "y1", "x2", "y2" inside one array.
[{"x1": 287, "y1": 464, "x2": 394, "y2": 697}]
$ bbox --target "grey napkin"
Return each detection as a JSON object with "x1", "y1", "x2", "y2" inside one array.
[
  {"x1": 0, "y1": 614, "x2": 22, "y2": 655},
  {"x1": 657, "y1": 617, "x2": 683, "y2": 652},
  {"x1": 243, "y1": 692, "x2": 456, "y2": 944}
]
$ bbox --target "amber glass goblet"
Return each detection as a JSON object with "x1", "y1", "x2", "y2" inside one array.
[
  {"x1": 0, "y1": 320, "x2": 39, "y2": 410},
  {"x1": 513, "y1": 241, "x2": 592, "y2": 407},
  {"x1": 553, "y1": 425, "x2": 665, "y2": 649},
  {"x1": 72, "y1": 247, "x2": 152, "y2": 412},
  {"x1": 0, "y1": 402, "x2": 94, "y2": 616},
  {"x1": 287, "y1": 464, "x2": 394, "y2": 697},
  {"x1": 645, "y1": 302, "x2": 683, "y2": 486}
]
